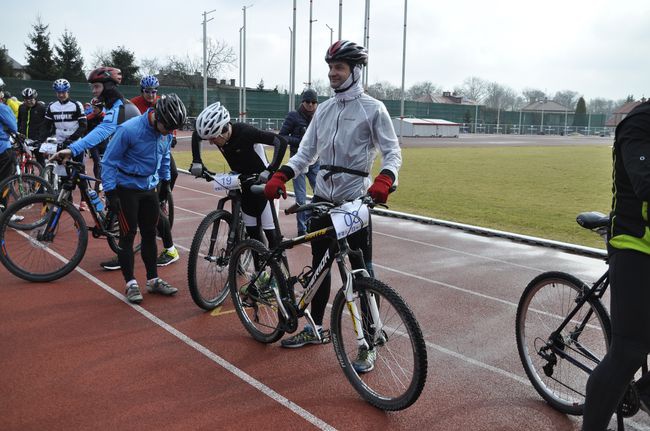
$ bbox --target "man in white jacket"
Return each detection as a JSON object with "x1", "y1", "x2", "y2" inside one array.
[{"x1": 264, "y1": 40, "x2": 402, "y2": 372}]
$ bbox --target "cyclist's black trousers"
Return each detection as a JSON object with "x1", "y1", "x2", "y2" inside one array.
[
  {"x1": 115, "y1": 186, "x2": 159, "y2": 283},
  {"x1": 308, "y1": 195, "x2": 372, "y2": 327},
  {"x1": 155, "y1": 154, "x2": 177, "y2": 249},
  {"x1": 583, "y1": 249, "x2": 650, "y2": 430}
]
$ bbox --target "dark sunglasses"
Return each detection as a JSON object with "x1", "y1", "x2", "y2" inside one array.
[
  {"x1": 304, "y1": 100, "x2": 318, "y2": 105},
  {"x1": 144, "y1": 89, "x2": 158, "y2": 94}
]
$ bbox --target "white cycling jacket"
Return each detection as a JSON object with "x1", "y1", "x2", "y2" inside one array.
[{"x1": 286, "y1": 79, "x2": 401, "y2": 203}]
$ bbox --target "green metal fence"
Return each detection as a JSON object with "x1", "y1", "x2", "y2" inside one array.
[{"x1": 4, "y1": 77, "x2": 607, "y2": 134}]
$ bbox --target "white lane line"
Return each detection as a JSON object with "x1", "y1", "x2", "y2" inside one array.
[{"x1": 72, "y1": 266, "x2": 336, "y2": 431}]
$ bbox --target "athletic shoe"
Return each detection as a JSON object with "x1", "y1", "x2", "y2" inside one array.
[
  {"x1": 281, "y1": 325, "x2": 327, "y2": 348},
  {"x1": 9, "y1": 214, "x2": 24, "y2": 222},
  {"x1": 146, "y1": 278, "x2": 178, "y2": 296},
  {"x1": 125, "y1": 283, "x2": 143, "y2": 304},
  {"x1": 352, "y1": 346, "x2": 377, "y2": 373},
  {"x1": 100, "y1": 256, "x2": 120, "y2": 270},
  {"x1": 156, "y1": 248, "x2": 179, "y2": 266}
]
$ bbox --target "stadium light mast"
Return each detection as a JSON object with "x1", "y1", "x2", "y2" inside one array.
[
  {"x1": 202, "y1": 9, "x2": 216, "y2": 109},
  {"x1": 338, "y1": 0, "x2": 343, "y2": 39},
  {"x1": 238, "y1": 27, "x2": 243, "y2": 120},
  {"x1": 241, "y1": 5, "x2": 253, "y2": 121},
  {"x1": 362, "y1": 0, "x2": 370, "y2": 89},
  {"x1": 289, "y1": 0, "x2": 297, "y2": 111},
  {"x1": 399, "y1": 0, "x2": 408, "y2": 141},
  {"x1": 308, "y1": 0, "x2": 317, "y2": 88}
]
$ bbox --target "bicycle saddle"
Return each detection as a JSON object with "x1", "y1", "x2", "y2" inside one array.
[{"x1": 576, "y1": 211, "x2": 609, "y2": 230}]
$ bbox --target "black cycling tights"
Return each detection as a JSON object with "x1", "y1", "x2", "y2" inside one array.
[
  {"x1": 115, "y1": 187, "x2": 159, "y2": 283},
  {"x1": 582, "y1": 249, "x2": 650, "y2": 430}
]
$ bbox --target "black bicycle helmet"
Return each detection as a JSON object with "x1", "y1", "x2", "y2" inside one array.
[
  {"x1": 325, "y1": 40, "x2": 368, "y2": 66},
  {"x1": 22, "y1": 88, "x2": 38, "y2": 99},
  {"x1": 155, "y1": 93, "x2": 187, "y2": 131}
]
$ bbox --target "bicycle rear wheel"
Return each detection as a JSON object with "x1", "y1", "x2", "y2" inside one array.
[
  {"x1": 228, "y1": 239, "x2": 285, "y2": 343},
  {"x1": 188, "y1": 210, "x2": 234, "y2": 310},
  {"x1": 516, "y1": 271, "x2": 611, "y2": 415},
  {"x1": 0, "y1": 194, "x2": 88, "y2": 282},
  {"x1": 0, "y1": 174, "x2": 53, "y2": 228},
  {"x1": 330, "y1": 277, "x2": 428, "y2": 411}
]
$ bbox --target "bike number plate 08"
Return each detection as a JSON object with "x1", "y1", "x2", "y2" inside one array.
[
  {"x1": 212, "y1": 174, "x2": 240, "y2": 192},
  {"x1": 331, "y1": 199, "x2": 369, "y2": 239}
]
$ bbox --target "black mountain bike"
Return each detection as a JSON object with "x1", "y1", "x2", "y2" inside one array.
[
  {"x1": 516, "y1": 211, "x2": 647, "y2": 430},
  {"x1": 0, "y1": 160, "x2": 121, "y2": 282},
  {"x1": 227, "y1": 193, "x2": 428, "y2": 411}
]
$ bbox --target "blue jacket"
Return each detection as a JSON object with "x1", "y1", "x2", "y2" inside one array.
[
  {"x1": 279, "y1": 109, "x2": 311, "y2": 156},
  {"x1": 0, "y1": 103, "x2": 18, "y2": 153},
  {"x1": 69, "y1": 99, "x2": 124, "y2": 157},
  {"x1": 100, "y1": 110, "x2": 171, "y2": 193}
]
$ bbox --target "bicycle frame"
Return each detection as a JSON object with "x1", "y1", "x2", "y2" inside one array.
[
  {"x1": 261, "y1": 202, "x2": 378, "y2": 350},
  {"x1": 545, "y1": 271, "x2": 609, "y2": 374}
]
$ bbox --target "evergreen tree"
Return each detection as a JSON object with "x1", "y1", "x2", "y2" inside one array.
[
  {"x1": 110, "y1": 46, "x2": 139, "y2": 85},
  {"x1": 24, "y1": 17, "x2": 56, "y2": 80},
  {"x1": 0, "y1": 45, "x2": 14, "y2": 78},
  {"x1": 54, "y1": 29, "x2": 85, "y2": 82},
  {"x1": 573, "y1": 96, "x2": 587, "y2": 127}
]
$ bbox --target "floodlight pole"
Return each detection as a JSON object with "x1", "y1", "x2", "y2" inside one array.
[
  {"x1": 399, "y1": 0, "x2": 408, "y2": 141},
  {"x1": 202, "y1": 9, "x2": 216, "y2": 109},
  {"x1": 308, "y1": 0, "x2": 317, "y2": 88},
  {"x1": 288, "y1": 27, "x2": 293, "y2": 111},
  {"x1": 241, "y1": 5, "x2": 253, "y2": 121},
  {"x1": 338, "y1": 0, "x2": 343, "y2": 39},
  {"x1": 290, "y1": 0, "x2": 297, "y2": 110},
  {"x1": 238, "y1": 27, "x2": 243, "y2": 120},
  {"x1": 362, "y1": 0, "x2": 370, "y2": 89}
]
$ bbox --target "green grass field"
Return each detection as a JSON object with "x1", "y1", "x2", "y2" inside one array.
[{"x1": 173, "y1": 145, "x2": 613, "y2": 249}]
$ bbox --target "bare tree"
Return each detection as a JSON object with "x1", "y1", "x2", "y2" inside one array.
[
  {"x1": 90, "y1": 48, "x2": 111, "y2": 68},
  {"x1": 139, "y1": 57, "x2": 162, "y2": 77},
  {"x1": 588, "y1": 98, "x2": 617, "y2": 116},
  {"x1": 553, "y1": 90, "x2": 579, "y2": 110},
  {"x1": 454, "y1": 76, "x2": 489, "y2": 103},
  {"x1": 483, "y1": 82, "x2": 518, "y2": 110},
  {"x1": 522, "y1": 88, "x2": 547, "y2": 103},
  {"x1": 367, "y1": 81, "x2": 401, "y2": 100},
  {"x1": 310, "y1": 78, "x2": 329, "y2": 96},
  {"x1": 406, "y1": 81, "x2": 441, "y2": 101},
  {"x1": 161, "y1": 38, "x2": 236, "y2": 89}
]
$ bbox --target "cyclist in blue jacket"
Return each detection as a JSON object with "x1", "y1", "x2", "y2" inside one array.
[
  {"x1": 100, "y1": 93, "x2": 187, "y2": 304},
  {"x1": 0, "y1": 77, "x2": 19, "y2": 212}
]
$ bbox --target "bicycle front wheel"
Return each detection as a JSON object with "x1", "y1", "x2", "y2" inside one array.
[
  {"x1": 0, "y1": 174, "x2": 53, "y2": 228},
  {"x1": 0, "y1": 194, "x2": 88, "y2": 282},
  {"x1": 330, "y1": 277, "x2": 428, "y2": 411},
  {"x1": 516, "y1": 271, "x2": 611, "y2": 415},
  {"x1": 228, "y1": 239, "x2": 285, "y2": 343},
  {"x1": 188, "y1": 210, "x2": 235, "y2": 310}
]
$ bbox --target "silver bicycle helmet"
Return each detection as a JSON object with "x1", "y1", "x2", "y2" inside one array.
[{"x1": 196, "y1": 102, "x2": 231, "y2": 139}]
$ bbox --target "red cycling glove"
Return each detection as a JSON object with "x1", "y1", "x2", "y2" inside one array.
[
  {"x1": 368, "y1": 173, "x2": 393, "y2": 204},
  {"x1": 264, "y1": 171, "x2": 289, "y2": 200}
]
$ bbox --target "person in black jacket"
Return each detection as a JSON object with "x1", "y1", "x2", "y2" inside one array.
[
  {"x1": 582, "y1": 100, "x2": 650, "y2": 430},
  {"x1": 17, "y1": 88, "x2": 49, "y2": 166},
  {"x1": 278, "y1": 88, "x2": 320, "y2": 235}
]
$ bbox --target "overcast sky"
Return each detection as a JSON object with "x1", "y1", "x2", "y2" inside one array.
[{"x1": 2, "y1": 0, "x2": 648, "y2": 101}]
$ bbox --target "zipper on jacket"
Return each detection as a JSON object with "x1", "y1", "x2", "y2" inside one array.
[{"x1": 329, "y1": 100, "x2": 344, "y2": 201}]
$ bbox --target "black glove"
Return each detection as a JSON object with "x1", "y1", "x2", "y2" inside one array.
[
  {"x1": 171, "y1": 137, "x2": 177, "y2": 148},
  {"x1": 105, "y1": 190, "x2": 121, "y2": 214},
  {"x1": 158, "y1": 180, "x2": 170, "y2": 203}
]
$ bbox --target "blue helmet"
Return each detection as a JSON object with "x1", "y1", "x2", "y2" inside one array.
[
  {"x1": 52, "y1": 78, "x2": 71, "y2": 92},
  {"x1": 140, "y1": 75, "x2": 159, "y2": 90}
]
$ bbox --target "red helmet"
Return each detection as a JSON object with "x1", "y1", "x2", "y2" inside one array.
[{"x1": 87, "y1": 67, "x2": 122, "y2": 84}]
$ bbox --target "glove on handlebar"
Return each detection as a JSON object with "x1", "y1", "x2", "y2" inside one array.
[
  {"x1": 264, "y1": 171, "x2": 289, "y2": 200},
  {"x1": 368, "y1": 173, "x2": 393, "y2": 204}
]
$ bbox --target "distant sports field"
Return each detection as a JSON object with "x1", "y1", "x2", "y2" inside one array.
[{"x1": 174, "y1": 138, "x2": 612, "y2": 249}]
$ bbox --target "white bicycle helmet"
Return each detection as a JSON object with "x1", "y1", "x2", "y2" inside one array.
[{"x1": 196, "y1": 102, "x2": 230, "y2": 139}]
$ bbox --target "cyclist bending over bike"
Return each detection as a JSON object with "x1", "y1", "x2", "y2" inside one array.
[
  {"x1": 582, "y1": 99, "x2": 650, "y2": 430},
  {"x1": 190, "y1": 102, "x2": 287, "y2": 250},
  {"x1": 99, "y1": 93, "x2": 187, "y2": 304},
  {"x1": 263, "y1": 40, "x2": 402, "y2": 372}
]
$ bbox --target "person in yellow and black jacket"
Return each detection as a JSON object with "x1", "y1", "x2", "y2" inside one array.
[{"x1": 583, "y1": 100, "x2": 650, "y2": 430}]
